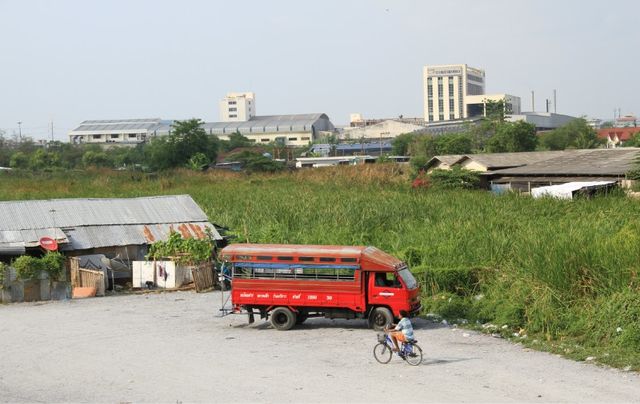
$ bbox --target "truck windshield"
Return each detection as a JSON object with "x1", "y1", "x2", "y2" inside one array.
[{"x1": 397, "y1": 267, "x2": 418, "y2": 289}]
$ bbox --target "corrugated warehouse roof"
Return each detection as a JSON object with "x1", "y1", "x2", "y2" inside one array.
[
  {"x1": 70, "y1": 118, "x2": 166, "y2": 133},
  {"x1": 486, "y1": 148, "x2": 640, "y2": 176},
  {"x1": 203, "y1": 113, "x2": 330, "y2": 135},
  {"x1": 0, "y1": 195, "x2": 222, "y2": 254}
]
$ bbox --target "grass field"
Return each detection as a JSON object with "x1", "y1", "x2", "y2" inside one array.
[{"x1": 1, "y1": 165, "x2": 639, "y2": 369}]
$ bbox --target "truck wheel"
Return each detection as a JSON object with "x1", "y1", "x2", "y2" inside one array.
[
  {"x1": 369, "y1": 307, "x2": 393, "y2": 330},
  {"x1": 271, "y1": 307, "x2": 297, "y2": 331}
]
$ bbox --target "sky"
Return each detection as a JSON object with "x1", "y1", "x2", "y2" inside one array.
[{"x1": 0, "y1": 0, "x2": 638, "y2": 141}]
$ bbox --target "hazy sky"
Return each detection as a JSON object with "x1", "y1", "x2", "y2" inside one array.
[{"x1": 1, "y1": 0, "x2": 638, "y2": 141}]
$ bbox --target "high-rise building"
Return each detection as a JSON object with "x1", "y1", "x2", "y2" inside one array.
[
  {"x1": 423, "y1": 64, "x2": 485, "y2": 122},
  {"x1": 219, "y1": 92, "x2": 256, "y2": 122}
]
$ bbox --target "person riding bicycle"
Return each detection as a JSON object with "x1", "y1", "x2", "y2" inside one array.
[{"x1": 385, "y1": 310, "x2": 414, "y2": 352}]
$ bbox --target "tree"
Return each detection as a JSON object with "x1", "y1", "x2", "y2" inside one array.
[
  {"x1": 29, "y1": 149, "x2": 60, "y2": 170},
  {"x1": 623, "y1": 132, "x2": 640, "y2": 147},
  {"x1": 435, "y1": 133, "x2": 473, "y2": 155},
  {"x1": 82, "y1": 150, "x2": 111, "y2": 167},
  {"x1": 391, "y1": 133, "x2": 415, "y2": 155},
  {"x1": 538, "y1": 118, "x2": 602, "y2": 150},
  {"x1": 146, "y1": 118, "x2": 219, "y2": 170},
  {"x1": 485, "y1": 99, "x2": 510, "y2": 123},
  {"x1": 227, "y1": 150, "x2": 285, "y2": 173},
  {"x1": 186, "y1": 152, "x2": 210, "y2": 170},
  {"x1": 221, "y1": 131, "x2": 253, "y2": 152},
  {"x1": 485, "y1": 121, "x2": 537, "y2": 153},
  {"x1": 9, "y1": 151, "x2": 29, "y2": 169}
]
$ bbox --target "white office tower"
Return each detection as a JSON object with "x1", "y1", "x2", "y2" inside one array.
[
  {"x1": 219, "y1": 92, "x2": 256, "y2": 122},
  {"x1": 423, "y1": 64, "x2": 485, "y2": 122}
]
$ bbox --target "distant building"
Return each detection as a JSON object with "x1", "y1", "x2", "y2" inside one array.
[
  {"x1": 423, "y1": 64, "x2": 485, "y2": 122},
  {"x1": 465, "y1": 94, "x2": 522, "y2": 117},
  {"x1": 203, "y1": 113, "x2": 335, "y2": 147},
  {"x1": 423, "y1": 64, "x2": 521, "y2": 123},
  {"x1": 615, "y1": 115, "x2": 638, "y2": 128},
  {"x1": 69, "y1": 112, "x2": 335, "y2": 148},
  {"x1": 295, "y1": 155, "x2": 377, "y2": 168},
  {"x1": 309, "y1": 142, "x2": 392, "y2": 157},
  {"x1": 68, "y1": 118, "x2": 172, "y2": 146},
  {"x1": 598, "y1": 127, "x2": 640, "y2": 148},
  {"x1": 219, "y1": 92, "x2": 256, "y2": 122},
  {"x1": 586, "y1": 117, "x2": 603, "y2": 130},
  {"x1": 506, "y1": 112, "x2": 577, "y2": 130},
  {"x1": 340, "y1": 120, "x2": 426, "y2": 141}
]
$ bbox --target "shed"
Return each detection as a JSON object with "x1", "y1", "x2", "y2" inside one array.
[
  {"x1": 485, "y1": 148, "x2": 640, "y2": 191},
  {"x1": 0, "y1": 195, "x2": 224, "y2": 260}
]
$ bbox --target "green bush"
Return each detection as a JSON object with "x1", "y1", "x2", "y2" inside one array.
[
  {"x1": 11, "y1": 252, "x2": 66, "y2": 281},
  {"x1": 147, "y1": 231, "x2": 214, "y2": 264},
  {"x1": 428, "y1": 167, "x2": 480, "y2": 189},
  {"x1": 41, "y1": 252, "x2": 65, "y2": 281},
  {"x1": 576, "y1": 289, "x2": 640, "y2": 351},
  {"x1": 422, "y1": 292, "x2": 472, "y2": 320},
  {"x1": 13, "y1": 256, "x2": 45, "y2": 280},
  {"x1": 414, "y1": 266, "x2": 482, "y2": 296}
]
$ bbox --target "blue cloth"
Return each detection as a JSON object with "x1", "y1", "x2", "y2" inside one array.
[{"x1": 395, "y1": 317, "x2": 414, "y2": 340}]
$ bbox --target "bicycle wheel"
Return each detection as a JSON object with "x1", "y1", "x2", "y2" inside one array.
[
  {"x1": 373, "y1": 343, "x2": 392, "y2": 364},
  {"x1": 404, "y1": 343, "x2": 423, "y2": 366}
]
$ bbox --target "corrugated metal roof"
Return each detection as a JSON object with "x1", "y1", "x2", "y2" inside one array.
[
  {"x1": 460, "y1": 150, "x2": 569, "y2": 170},
  {"x1": 0, "y1": 195, "x2": 207, "y2": 230},
  {"x1": 63, "y1": 222, "x2": 220, "y2": 250},
  {"x1": 203, "y1": 113, "x2": 329, "y2": 135},
  {"x1": 70, "y1": 118, "x2": 164, "y2": 132},
  {"x1": 487, "y1": 149, "x2": 640, "y2": 176},
  {"x1": 0, "y1": 195, "x2": 222, "y2": 254},
  {"x1": 425, "y1": 155, "x2": 466, "y2": 169}
]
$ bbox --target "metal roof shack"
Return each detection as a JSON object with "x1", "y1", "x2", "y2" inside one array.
[
  {"x1": 0, "y1": 195, "x2": 223, "y2": 256},
  {"x1": 484, "y1": 148, "x2": 640, "y2": 192},
  {"x1": 424, "y1": 151, "x2": 569, "y2": 172}
]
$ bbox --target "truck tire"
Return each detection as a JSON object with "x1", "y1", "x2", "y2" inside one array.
[
  {"x1": 271, "y1": 307, "x2": 297, "y2": 331},
  {"x1": 369, "y1": 307, "x2": 393, "y2": 330}
]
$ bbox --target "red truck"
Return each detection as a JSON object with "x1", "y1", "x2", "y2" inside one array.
[{"x1": 219, "y1": 243, "x2": 421, "y2": 330}]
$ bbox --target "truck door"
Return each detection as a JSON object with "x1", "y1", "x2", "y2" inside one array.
[{"x1": 368, "y1": 272, "x2": 405, "y2": 316}]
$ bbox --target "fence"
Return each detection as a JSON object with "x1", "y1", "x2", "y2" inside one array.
[
  {"x1": 70, "y1": 257, "x2": 105, "y2": 297},
  {"x1": 190, "y1": 263, "x2": 215, "y2": 292}
]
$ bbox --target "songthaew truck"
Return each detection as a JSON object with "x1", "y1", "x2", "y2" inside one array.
[{"x1": 219, "y1": 244, "x2": 421, "y2": 330}]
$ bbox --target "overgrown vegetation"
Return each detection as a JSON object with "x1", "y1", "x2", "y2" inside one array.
[
  {"x1": 1, "y1": 166, "x2": 639, "y2": 369},
  {"x1": 147, "y1": 231, "x2": 215, "y2": 265},
  {"x1": 12, "y1": 252, "x2": 65, "y2": 281}
]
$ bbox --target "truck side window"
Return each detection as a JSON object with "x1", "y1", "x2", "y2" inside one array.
[
  {"x1": 386, "y1": 272, "x2": 401, "y2": 288},
  {"x1": 375, "y1": 273, "x2": 386, "y2": 287}
]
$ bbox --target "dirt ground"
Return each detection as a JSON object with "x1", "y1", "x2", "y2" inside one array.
[{"x1": 0, "y1": 291, "x2": 639, "y2": 403}]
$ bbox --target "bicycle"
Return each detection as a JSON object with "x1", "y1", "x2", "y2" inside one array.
[{"x1": 373, "y1": 331, "x2": 423, "y2": 366}]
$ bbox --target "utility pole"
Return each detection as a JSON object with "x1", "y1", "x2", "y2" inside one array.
[
  {"x1": 50, "y1": 120, "x2": 54, "y2": 142},
  {"x1": 553, "y1": 89, "x2": 557, "y2": 113},
  {"x1": 17, "y1": 121, "x2": 22, "y2": 142}
]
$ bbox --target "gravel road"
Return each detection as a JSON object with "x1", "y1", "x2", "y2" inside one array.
[{"x1": 0, "y1": 291, "x2": 638, "y2": 403}]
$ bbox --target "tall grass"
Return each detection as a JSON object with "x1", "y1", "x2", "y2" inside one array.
[{"x1": 1, "y1": 166, "x2": 639, "y2": 368}]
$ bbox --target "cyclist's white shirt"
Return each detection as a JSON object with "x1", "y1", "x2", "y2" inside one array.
[{"x1": 395, "y1": 317, "x2": 414, "y2": 340}]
